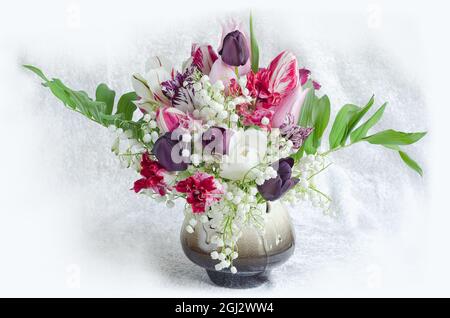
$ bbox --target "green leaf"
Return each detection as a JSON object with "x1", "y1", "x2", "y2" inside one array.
[
  {"x1": 350, "y1": 102, "x2": 387, "y2": 143},
  {"x1": 23, "y1": 64, "x2": 50, "y2": 82},
  {"x1": 399, "y1": 151, "x2": 423, "y2": 176},
  {"x1": 311, "y1": 95, "x2": 331, "y2": 148},
  {"x1": 328, "y1": 104, "x2": 360, "y2": 149},
  {"x1": 116, "y1": 92, "x2": 138, "y2": 121},
  {"x1": 298, "y1": 88, "x2": 317, "y2": 127},
  {"x1": 382, "y1": 145, "x2": 423, "y2": 176},
  {"x1": 345, "y1": 95, "x2": 375, "y2": 137},
  {"x1": 364, "y1": 129, "x2": 427, "y2": 145},
  {"x1": 303, "y1": 134, "x2": 316, "y2": 155},
  {"x1": 24, "y1": 65, "x2": 141, "y2": 133},
  {"x1": 249, "y1": 13, "x2": 260, "y2": 74},
  {"x1": 96, "y1": 83, "x2": 116, "y2": 115}
]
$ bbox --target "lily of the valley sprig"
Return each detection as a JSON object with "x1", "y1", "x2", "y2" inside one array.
[{"x1": 24, "y1": 14, "x2": 426, "y2": 274}]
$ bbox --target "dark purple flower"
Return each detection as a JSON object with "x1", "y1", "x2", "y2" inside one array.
[
  {"x1": 257, "y1": 158, "x2": 299, "y2": 201},
  {"x1": 202, "y1": 126, "x2": 232, "y2": 156},
  {"x1": 280, "y1": 114, "x2": 313, "y2": 149},
  {"x1": 161, "y1": 66, "x2": 197, "y2": 112},
  {"x1": 219, "y1": 30, "x2": 250, "y2": 67},
  {"x1": 152, "y1": 132, "x2": 189, "y2": 172}
]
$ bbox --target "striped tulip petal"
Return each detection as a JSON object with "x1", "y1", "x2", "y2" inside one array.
[
  {"x1": 268, "y1": 51, "x2": 299, "y2": 98},
  {"x1": 191, "y1": 44, "x2": 218, "y2": 75},
  {"x1": 156, "y1": 106, "x2": 188, "y2": 133}
]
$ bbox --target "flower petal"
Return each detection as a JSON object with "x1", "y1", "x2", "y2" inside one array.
[{"x1": 268, "y1": 51, "x2": 299, "y2": 97}]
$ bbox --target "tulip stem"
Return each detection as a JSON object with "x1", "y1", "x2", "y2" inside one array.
[{"x1": 234, "y1": 67, "x2": 239, "y2": 78}]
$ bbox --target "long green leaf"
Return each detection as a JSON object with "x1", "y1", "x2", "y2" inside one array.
[
  {"x1": 364, "y1": 129, "x2": 427, "y2": 145},
  {"x1": 298, "y1": 88, "x2": 317, "y2": 127},
  {"x1": 399, "y1": 151, "x2": 423, "y2": 176},
  {"x1": 23, "y1": 64, "x2": 50, "y2": 82},
  {"x1": 312, "y1": 95, "x2": 331, "y2": 148},
  {"x1": 382, "y1": 145, "x2": 423, "y2": 176},
  {"x1": 350, "y1": 102, "x2": 387, "y2": 143},
  {"x1": 328, "y1": 104, "x2": 360, "y2": 149},
  {"x1": 250, "y1": 13, "x2": 260, "y2": 73},
  {"x1": 346, "y1": 95, "x2": 375, "y2": 134}
]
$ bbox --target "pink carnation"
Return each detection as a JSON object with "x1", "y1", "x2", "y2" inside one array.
[
  {"x1": 175, "y1": 172, "x2": 223, "y2": 213},
  {"x1": 133, "y1": 152, "x2": 169, "y2": 196}
]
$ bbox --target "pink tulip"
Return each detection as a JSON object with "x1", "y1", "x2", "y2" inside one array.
[
  {"x1": 272, "y1": 84, "x2": 309, "y2": 128},
  {"x1": 267, "y1": 51, "x2": 299, "y2": 98},
  {"x1": 208, "y1": 58, "x2": 237, "y2": 86},
  {"x1": 156, "y1": 106, "x2": 189, "y2": 133},
  {"x1": 191, "y1": 44, "x2": 218, "y2": 75}
]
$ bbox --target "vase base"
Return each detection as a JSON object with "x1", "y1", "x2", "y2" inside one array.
[{"x1": 206, "y1": 269, "x2": 269, "y2": 288}]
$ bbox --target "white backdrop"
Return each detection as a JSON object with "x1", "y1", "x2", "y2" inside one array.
[{"x1": 0, "y1": 0, "x2": 449, "y2": 297}]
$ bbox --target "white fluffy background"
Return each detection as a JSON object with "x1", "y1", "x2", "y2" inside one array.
[{"x1": 0, "y1": 0, "x2": 449, "y2": 297}]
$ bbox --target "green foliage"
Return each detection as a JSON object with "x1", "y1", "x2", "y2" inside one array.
[
  {"x1": 398, "y1": 150, "x2": 423, "y2": 176},
  {"x1": 95, "y1": 83, "x2": 116, "y2": 115},
  {"x1": 363, "y1": 129, "x2": 426, "y2": 146},
  {"x1": 295, "y1": 91, "x2": 426, "y2": 176},
  {"x1": 328, "y1": 96, "x2": 374, "y2": 149},
  {"x1": 24, "y1": 65, "x2": 141, "y2": 135},
  {"x1": 350, "y1": 102, "x2": 386, "y2": 143},
  {"x1": 249, "y1": 13, "x2": 260, "y2": 74},
  {"x1": 298, "y1": 85, "x2": 317, "y2": 127},
  {"x1": 116, "y1": 92, "x2": 138, "y2": 121}
]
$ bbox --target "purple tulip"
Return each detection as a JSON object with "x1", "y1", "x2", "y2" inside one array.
[
  {"x1": 152, "y1": 132, "x2": 189, "y2": 172},
  {"x1": 257, "y1": 158, "x2": 299, "y2": 201},
  {"x1": 202, "y1": 126, "x2": 232, "y2": 156},
  {"x1": 219, "y1": 30, "x2": 250, "y2": 67}
]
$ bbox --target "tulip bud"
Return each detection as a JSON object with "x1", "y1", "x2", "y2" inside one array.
[{"x1": 219, "y1": 30, "x2": 250, "y2": 67}]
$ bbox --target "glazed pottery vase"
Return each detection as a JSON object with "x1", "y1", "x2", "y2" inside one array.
[{"x1": 180, "y1": 201, "x2": 295, "y2": 288}]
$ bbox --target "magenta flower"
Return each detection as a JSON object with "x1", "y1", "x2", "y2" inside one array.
[
  {"x1": 175, "y1": 172, "x2": 223, "y2": 213},
  {"x1": 246, "y1": 51, "x2": 299, "y2": 109}
]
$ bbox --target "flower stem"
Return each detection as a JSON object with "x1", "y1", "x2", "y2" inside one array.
[
  {"x1": 307, "y1": 162, "x2": 333, "y2": 180},
  {"x1": 309, "y1": 186, "x2": 332, "y2": 202}
]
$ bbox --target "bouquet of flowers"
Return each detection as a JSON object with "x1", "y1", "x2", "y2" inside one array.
[{"x1": 25, "y1": 15, "x2": 426, "y2": 274}]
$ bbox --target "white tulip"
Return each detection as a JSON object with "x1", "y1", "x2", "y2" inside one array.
[{"x1": 219, "y1": 129, "x2": 267, "y2": 181}]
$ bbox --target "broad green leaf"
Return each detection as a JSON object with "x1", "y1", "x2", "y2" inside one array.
[
  {"x1": 350, "y1": 102, "x2": 387, "y2": 143},
  {"x1": 298, "y1": 88, "x2": 317, "y2": 127},
  {"x1": 250, "y1": 13, "x2": 260, "y2": 73},
  {"x1": 364, "y1": 129, "x2": 427, "y2": 145},
  {"x1": 116, "y1": 92, "x2": 138, "y2": 121},
  {"x1": 96, "y1": 83, "x2": 116, "y2": 115},
  {"x1": 399, "y1": 151, "x2": 423, "y2": 176},
  {"x1": 311, "y1": 95, "x2": 331, "y2": 148},
  {"x1": 328, "y1": 104, "x2": 360, "y2": 149}
]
